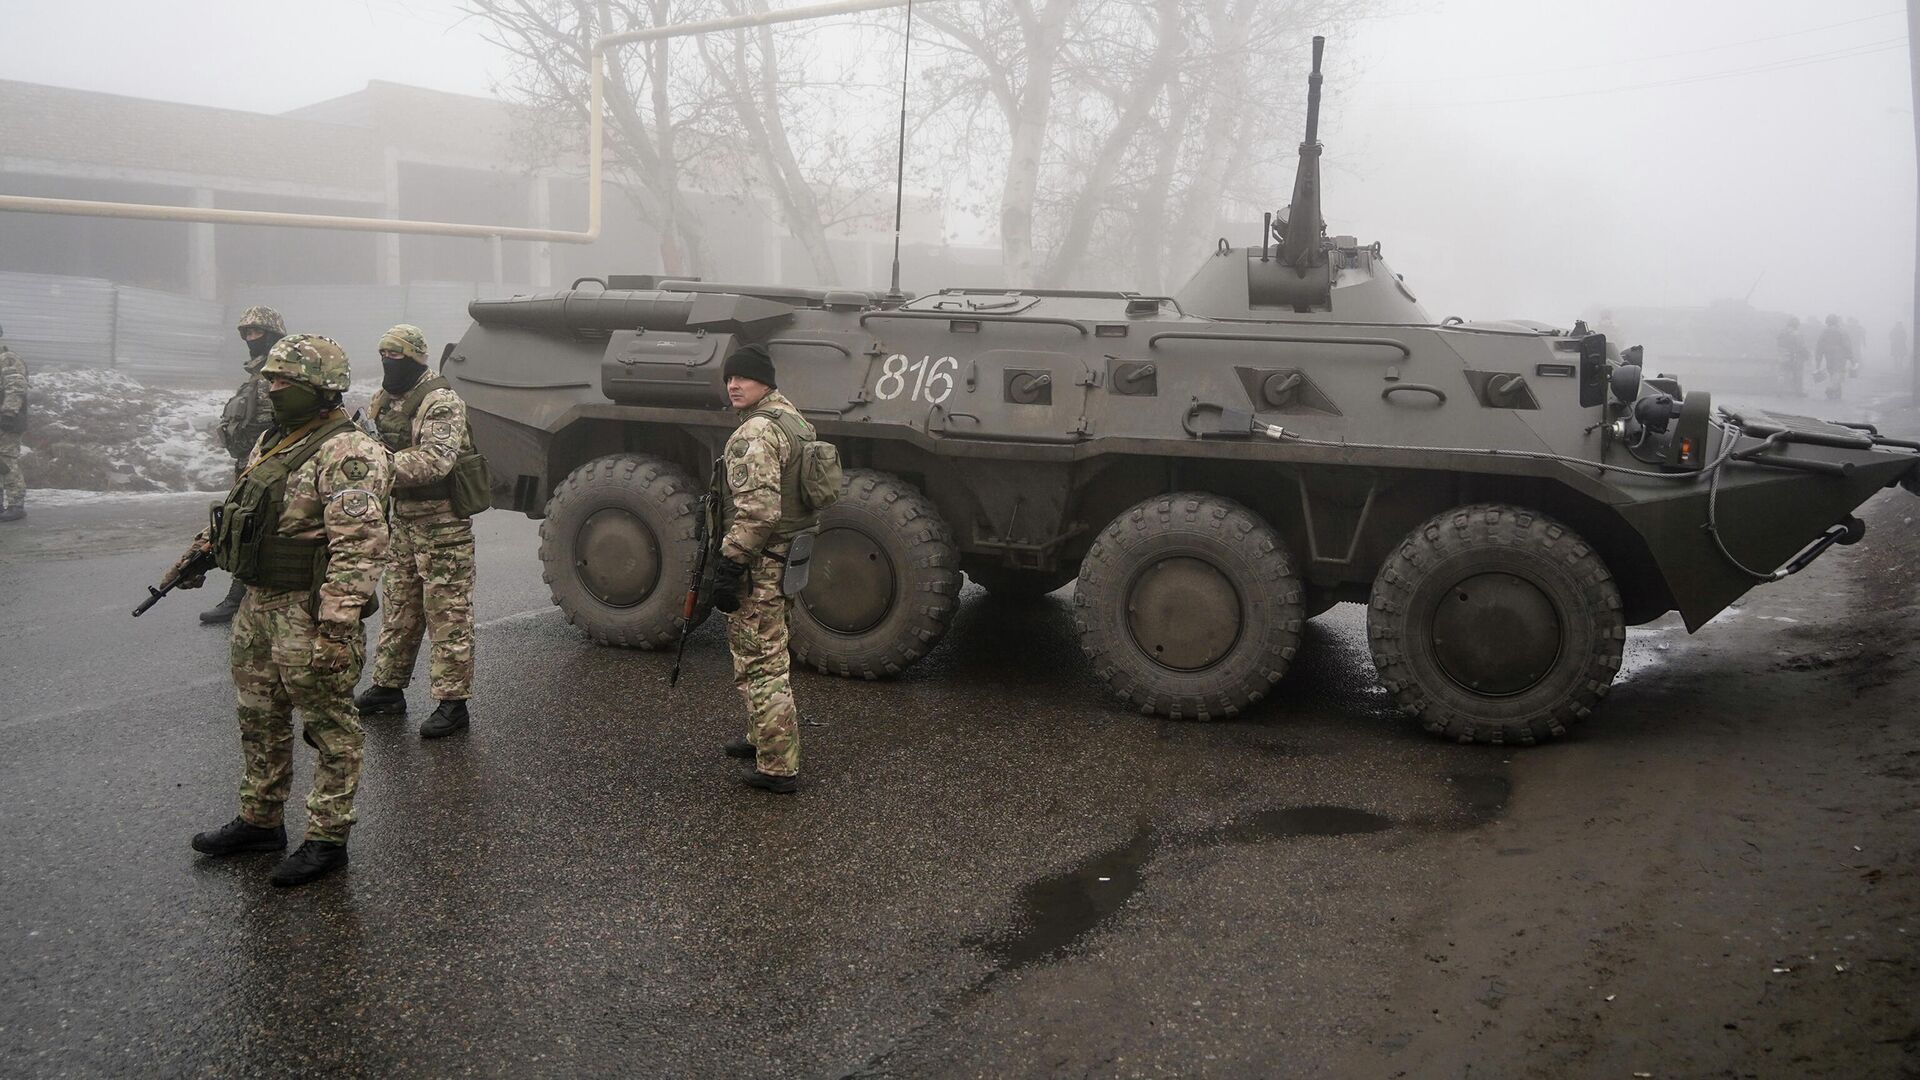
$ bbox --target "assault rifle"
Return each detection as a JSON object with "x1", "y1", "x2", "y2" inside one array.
[
  {"x1": 668, "y1": 478, "x2": 721, "y2": 688},
  {"x1": 133, "y1": 542, "x2": 216, "y2": 617}
]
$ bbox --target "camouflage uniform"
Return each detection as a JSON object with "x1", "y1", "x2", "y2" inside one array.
[
  {"x1": 177, "y1": 335, "x2": 391, "y2": 842},
  {"x1": 719, "y1": 389, "x2": 806, "y2": 778},
  {"x1": 218, "y1": 306, "x2": 284, "y2": 464},
  {"x1": 367, "y1": 325, "x2": 478, "y2": 702},
  {"x1": 0, "y1": 334, "x2": 26, "y2": 512}
]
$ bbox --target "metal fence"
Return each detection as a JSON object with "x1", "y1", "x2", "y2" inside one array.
[{"x1": 0, "y1": 272, "x2": 531, "y2": 387}]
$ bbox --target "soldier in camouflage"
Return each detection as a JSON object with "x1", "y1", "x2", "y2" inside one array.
[
  {"x1": 173, "y1": 334, "x2": 391, "y2": 887},
  {"x1": 201, "y1": 306, "x2": 287, "y2": 622},
  {"x1": 353, "y1": 324, "x2": 479, "y2": 739},
  {"x1": 0, "y1": 323, "x2": 27, "y2": 523},
  {"x1": 710, "y1": 344, "x2": 812, "y2": 794}
]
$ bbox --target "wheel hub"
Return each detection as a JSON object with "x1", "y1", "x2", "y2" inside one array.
[
  {"x1": 1430, "y1": 571, "x2": 1561, "y2": 695},
  {"x1": 574, "y1": 507, "x2": 659, "y2": 608},
  {"x1": 1125, "y1": 556, "x2": 1242, "y2": 672},
  {"x1": 800, "y1": 526, "x2": 895, "y2": 634}
]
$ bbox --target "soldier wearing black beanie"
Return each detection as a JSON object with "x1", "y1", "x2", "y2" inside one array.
[{"x1": 722, "y1": 343, "x2": 777, "y2": 389}]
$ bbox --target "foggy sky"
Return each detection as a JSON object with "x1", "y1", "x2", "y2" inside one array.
[{"x1": 1, "y1": 0, "x2": 1913, "y2": 330}]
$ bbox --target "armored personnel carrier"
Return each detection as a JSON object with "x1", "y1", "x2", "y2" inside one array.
[{"x1": 445, "y1": 38, "x2": 1920, "y2": 744}]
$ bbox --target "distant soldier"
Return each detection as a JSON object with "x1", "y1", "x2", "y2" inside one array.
[
  {"x1": 353, "y1": 324, "x2": 480, "y2": 739},
  {"x1": 0, "y1": 323, "x2": 27, "y2": 523},
  {"x1": 1814, "y1": 314, "x2": 1857, "y2": 402},
  {"x1": 1776, "y1": 316, "x2": 1808, "y2": 396},
  {"x1": 710, "y1": 344, "x2": 822, "y2": 795},
  {"x1": 172, "y1": 334, "x2": 391, "y2": 887},
  {"x1": 1847, "y1": 316, "x2": 1868, "y2": 369},
  {"x1": 202, "y1": 306, "x2": 287, "y2": 623}
]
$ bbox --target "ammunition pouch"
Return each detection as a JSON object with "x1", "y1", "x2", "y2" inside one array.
[
  {"x1": 392, "y1": 450, "x2": 492, "y2": 518},
  {"x1": 210, "y1": 417, "x2": 353, "y2": 591}
]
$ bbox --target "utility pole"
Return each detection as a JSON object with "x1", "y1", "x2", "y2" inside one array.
[{"x1": 1910, "y1": 0, "x2": 1920, "y2": 398}]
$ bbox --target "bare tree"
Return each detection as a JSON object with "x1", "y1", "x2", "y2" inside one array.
[
  {"x1": 469, "y1": 0, "x2": 892, "y2": 282},
  {"x1": 918, "y1": 0, "x2": 1383, "y2": 289}
]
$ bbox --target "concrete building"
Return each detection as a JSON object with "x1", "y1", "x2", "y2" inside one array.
[{"x1": 0, "y1": 77, "x2": 959, "y2": 299}]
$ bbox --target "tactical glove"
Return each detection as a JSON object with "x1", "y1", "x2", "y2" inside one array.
[{"x1": 711, "y1": 556, "x2": 750, "y2": 614}]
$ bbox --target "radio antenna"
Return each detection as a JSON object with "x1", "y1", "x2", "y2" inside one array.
[{"x1": 883, "y1": 0, "x2": 914, "y2": 305}]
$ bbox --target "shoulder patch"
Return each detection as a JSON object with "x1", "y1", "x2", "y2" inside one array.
[
  {"x1": 337, "y1": 490, "x2": 376, "y2": 518},
  {"x1": 427, "y1": 420, "x2": 456, "y2": 441},
  {"x1": 341, "y1": 458, "x2": 370, "y2": 481}
]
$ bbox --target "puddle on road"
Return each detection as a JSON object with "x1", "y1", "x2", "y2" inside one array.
[
  {"x1": 982, "y1": 805, "x2": 1395, "y2": 972},
  {"x1": 983, "y1": 819, "x2": 1158, "y2": 972},
  {"x1": 1448, "y1": 771, "x2": 1511, "y2": 823},
  {"x1": 1205, "y1": 805, "x2": 1394, "y2": 842}
]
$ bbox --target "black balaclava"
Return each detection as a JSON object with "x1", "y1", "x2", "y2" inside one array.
[
  {"x1": 246, "y1": 331, "x2": 282, "y2": 360},
  {"x1": 382, "y1": 356, "x2": 426, "y2": 396}
]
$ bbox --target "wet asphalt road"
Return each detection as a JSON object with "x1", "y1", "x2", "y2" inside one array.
[{"x1": 0, "y1": 496, "x2": 1530, "y2": 1077}]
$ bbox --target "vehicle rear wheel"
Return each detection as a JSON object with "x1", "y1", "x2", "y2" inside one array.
[
  {"x1": 538, "y1": 453, "x2": 709, "y2": 649},
  {"x1": 966, "y1": 566, "x2": 1077, "y2": 601},
  {"x1": 1367, "y1": 503, "x2": 1625, "y2": 745},
  {"x1": 1073, "y1": 492, "x2": 1304, "y2": 720},
  {"x1": 791, "y1": 470, "x2": 962, "y2": 678}
]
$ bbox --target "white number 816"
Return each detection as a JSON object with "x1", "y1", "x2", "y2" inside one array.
[{"x1": 874, "y1": 353, "x2": 958, "y2": 405}]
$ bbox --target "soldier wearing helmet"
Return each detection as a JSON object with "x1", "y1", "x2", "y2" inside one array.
[
  {"x1": 202, "y1": 305, "x2": 289, "y2": 623},
  {"x1": 353, "y1": 324, "x2": 486, "y2": 739},
  {"x1": 163, "y1": 333, "x2": 392, "y2": 887}
]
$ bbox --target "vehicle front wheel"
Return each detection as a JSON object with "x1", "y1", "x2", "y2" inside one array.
[
  {"x1": 1367, "y1": 503, "x2": 1625, "y2": 745},
  {"x1": 538, "y1": 453, "x2": 708, "y2": 649},
  {"x1": 1073, "y1": 492, "x2": 1304, "y2": 720}
]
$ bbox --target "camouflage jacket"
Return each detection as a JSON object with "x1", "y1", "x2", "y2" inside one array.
[
  {"x1": 217, "y1": 363, "x2": 274, "y2": 461},
  {"x1": 0, "y1": 342, "x2": 25, "y2": 417},
  {"x1": 718, "y1": 390, "x2": 801, "y2": 561},
  {"x1": 203, "y1": 417, "x2": 392, "y2": 634},
  {"x1": 369, "y1": 381, "x2": 474, "y2": 525}
]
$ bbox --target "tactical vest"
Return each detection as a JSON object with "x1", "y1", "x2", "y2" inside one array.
[
  {"x1": 372, "y1": 374, "x2": 491, "y2": 516},
  {"x1": 210, "y1": 415, "x2": 356, "y2": 591},
  {"x1": 720, "y1": 406, "x2": 819, "y2": 542}
]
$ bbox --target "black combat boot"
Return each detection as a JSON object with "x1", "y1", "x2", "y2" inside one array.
[
  {"x1": 742, "y1": 768, "x2": 798, "y2": 795},
  {"x1": 0, "y1": 493, "x2": 23, "y2": 523},
  {"x1": 723, "y1": 737, "x2": 756, "y2": 759},
  {"x1": 270, "y1": 839, "x2": 348, "y2": 887},
  {"x1": 354, "y1": 684, "x2": 408, "y2": 715},
  {"x1": 198, "y1": 576, "x2": 245, "y2": 624},
  {"x1": 419, "y1": 699, "x2": 469, "y2": 739},
  {"x1": 191, "y1": 816, "x2": 287, "y2": 856}
]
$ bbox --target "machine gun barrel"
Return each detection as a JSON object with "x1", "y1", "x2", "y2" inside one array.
[
  {"x1": 1278, "y1": 35, "x2": 1327, "y2": 271},
  {"x1": 1303, "y1": 35, "x2": 1324, "y2": 145}
]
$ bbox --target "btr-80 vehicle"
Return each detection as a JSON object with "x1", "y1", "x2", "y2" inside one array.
[{"x1": 446, "y1": 39, "x2": 1920, "y2": 744}]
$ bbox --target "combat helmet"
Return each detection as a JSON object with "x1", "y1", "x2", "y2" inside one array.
[
  {"x1": 379, "y1": 323, "x2": 429, "y2": 363},
  {"x1": 237, "y1": 305, "x2": 287, "y2": 336},
  {"x1": 261, "y1": 333, "x2": 352, "y2": 392}
]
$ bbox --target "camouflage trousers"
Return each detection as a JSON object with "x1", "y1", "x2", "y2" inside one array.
[
  {"x1": 0, "y1": 431, "x2": 22, "y2": 503},
  {"x1": 726, "y1": 551, "x2": 799, "y2": 777},
  {"x1": 372, "y1": 517, "x2": 476, "y2": 700},
  {"x1": 230, "y1": 589, "x2": 366, "y2": 843}
]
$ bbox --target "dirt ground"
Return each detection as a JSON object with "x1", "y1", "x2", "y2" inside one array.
[{"x1": 1347, "y1": 407, "x2": 1920, "y2": 1079}]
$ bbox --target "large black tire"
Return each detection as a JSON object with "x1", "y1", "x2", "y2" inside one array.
[
  {"x1": 790, "y1": 470, "x2": 962, "y2": 678},
  {"x1": 538, "y1": 453, "x2": 708, "y2": 649},
  {"x1": 1073, "y1": 492, "x2": 1304, "y2": 720},
  {"x1": 966, "y1": 566, "x2": 1077, "y2": 601},
  {"x1": 1367, "y1": 503, "x2": 1625, "y2": 745}
]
